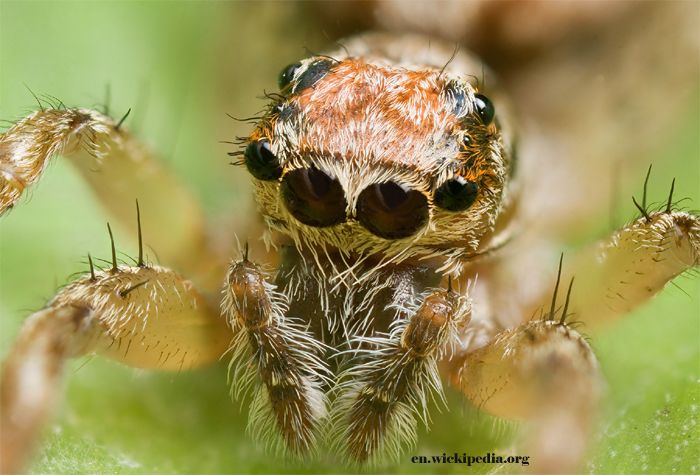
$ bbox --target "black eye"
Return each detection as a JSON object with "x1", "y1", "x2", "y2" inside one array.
[
  {"x1": 294, "y1": 59, "x2": 335, "y2": 93},
  {"x1": 244, "y1": 139, "x2": 282, "y2": 181},
  {"x1": 356, "y1": 182, "x2": 429, "y2": 240},
  {"x1": 473, "y1": 93, "x2": 495, "y2": 126},
  {"x1": 281, "y1": 168, "x2": 347, "y2": 228},
  {"x1": 435, "y1": 177, "x2": 479, "y2": 212},
  {"x1": 278, "y1": 62, "x2": 302, "y2": 90}
]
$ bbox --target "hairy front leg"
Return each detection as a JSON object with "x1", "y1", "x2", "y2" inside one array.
[
  {"x1": 222, "y1": 257, "x2": 329, "y2": 457},
  {"x1": 0, "y1": 108, "x2": 219, "y2": 280},
  {"x1": 333, "y1": 286, "x2": 471, "y2": 465},
  {"x1": 1, "y1": 260, "x2": 232, "y2": 474}
]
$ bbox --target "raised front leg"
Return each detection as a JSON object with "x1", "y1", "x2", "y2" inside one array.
[
  {"x1": 559, "y1": 210, "x2": 699, "y2": 328},
  {"x1": 0, "y1": 108, "x2": 219, "y2": 281},
  {"x1": 222, "y1": 257, "x2": 330, "y2": 457},
  {"x1": 333, "y1": 285, "x2": 471, "y2": 465}
]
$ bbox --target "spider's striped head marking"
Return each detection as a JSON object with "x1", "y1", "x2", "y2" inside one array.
[{"x1": 244, "y1": 52, "x2": 514, "y2": 268}]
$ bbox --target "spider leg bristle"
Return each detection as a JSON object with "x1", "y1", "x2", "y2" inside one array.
[
  {"x1": 632, "y1": 196, "x2": 651, "y2": 222},
  {"x1": 560, "y1": 277, "x2": 575, "y2": 324},
  {"x1": 103, "y1": 83, "x2": 111, "y2": 116},
  {"x1": 136, "y1": 199, "x2": 144, "y2": 267},
  {"x1": 549, "y1": 253, "x2": 564, "y2": 321},
  {"x1": 447, "y1": 275, "x2": 452, "y2": 292},
  {"x1": 107, "y1": 223, "x2": 118, "y2": 272},
  {"x1": 642, "y1": 164, "x2": 652, "y2": 210},
  {"x1": 665, "y1": 178, "x2": 676, "y2": 214},
  {"x1": 23, "y1": 83, "x2": 44, "y2": 112},
  {"x1": 226, "y1": 113, "x2": 265, "y2": 122},
  {"x1": 119, "y1": 279, "x2": 149, "y2": 298},
  {"x1": 244, "y1": 241, "x2": 249, "y2": 261},
  {"x1": 115, "y1": 108, "x2": 131, "y2": 131},
  {"x1": 438, "y1": 43, "x2": 460, "y2": 79},
  {"x1": 88, "y1": 253, "x2": 96, "y2": 282}
]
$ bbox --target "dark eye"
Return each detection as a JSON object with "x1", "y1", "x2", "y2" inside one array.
[
  {"x1": 281, "y1": 168, "x2": 347, "y2": 228},
  {"x1": 244, "y1": 139, "x2": 283, "y2": 181},
  {"x1": 278, "y1": 62, "x2": 302, "y2": 90},
  {"x1": 435, "y1": 177, "x2": 479, "y2": 212},
  {"x1": 294, "y1": 59, "x2": 335, "y2": 93},
  {"x1": 356, "y1": 181, "x2": 429, "y2": 240},
  {"x1": 473, "y1": 93, "x2": 495, "y2": 126}
]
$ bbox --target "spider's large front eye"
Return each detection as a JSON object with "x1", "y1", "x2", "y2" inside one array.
[
  {"x1": 473, "y1": 93, "x2": 495, "y2": 126},
  {"x1": 435, "y1": 177, "x2": 479, "y2": 212},
  {"x1": 356, "y1": 181, "x2": 429, "y2": 240},
  {"x1": 245, "y1": 139, "x2": 283, "y2": 181},
  {"x1": 281, "y1": 168, "x2": 347, "y2": 228}
]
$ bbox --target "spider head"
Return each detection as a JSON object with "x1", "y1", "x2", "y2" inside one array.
[{"x1": 243, "y1": 54, "x2": 514, "y2": 267}]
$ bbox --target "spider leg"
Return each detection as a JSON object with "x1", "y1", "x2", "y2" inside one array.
[
  {"x1": 0, "y1": 108, "x2": 220, "y2": 282},
  {"x1": 538, "y1": 210, "x2": 699, "y2": 329},
  {"x1": 448, "y1": 320, "x2": 602, "y2": 474},
  {"x1": 333, "y1": 287, "x2": 471, "y2": 465},
  {"x1": 0, "y1": 263, "x2": 232, "y2": 474},
  {"x1": 222, "y1": 258, "x2": 329, "y2": 458}
]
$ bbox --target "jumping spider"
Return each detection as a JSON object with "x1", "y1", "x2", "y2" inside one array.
[{"x1": 1, "y1": 31, "x2": 698, "y2": 474}]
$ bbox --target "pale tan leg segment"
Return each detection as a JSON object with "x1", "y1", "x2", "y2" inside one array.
[
  {"x1": 0, "y1": 108, "x2": 219, "y2": 280},
  {"x1": 0, "y1": 262, "x2": 232, "y2": 474},
  {"x1": 452, "y1": 320, "x2": 602, "y2": 474},
  {"x1": 1, "y1": 306, "x2": 97, "y2": 474},
  {"x1": 542, "y1": 210, "x2": 699, "y2": 329}
]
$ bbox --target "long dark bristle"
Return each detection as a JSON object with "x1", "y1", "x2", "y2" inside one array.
[
  {"x1": 665, "y1": 178, "x2": 676, "y2": 214},
  {"x1": 120, "y1": 280, "x2": 149, "y2": 298},
  {"x1": 136, "y1": 199, "x2": 144, "y2": 267},
  {"x1": 116, "y1": 108, "x2": 131, "y2": 130},
  {"x1": 107, "y1": 223, "x2": 118, "y2": 272},
  {"x1": 560, "y1": 277, "x2": 575, "y2": 324},
  {"x1": 642, "y1": 164, "x2": 652, "y2": 210},
  {"x1": 549, "y1": 254, "x2": 564, "y2": 321},
  {"x1": 632, "y1": 196, "x2": 651, "y2": 222},
  {"x1": 88, "y1": 253, "x2": 96, "y2": 282}
]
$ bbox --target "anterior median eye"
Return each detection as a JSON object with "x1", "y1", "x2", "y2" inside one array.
[
  {"x1": 281, "y1": 168, "x2": 347, "y2": 228},
  {"x1": 435, "y1": 177, "x2": 479, "y2": 212},
  {"x1": 244, "y1": 139, "x2": 283, "y2": 181},
  {"x1": 356, "y1": 181, "x2": 429, "y2": 240},
  {"x1": 473, "y1": 93, "x2": 495, "y2": 126}
]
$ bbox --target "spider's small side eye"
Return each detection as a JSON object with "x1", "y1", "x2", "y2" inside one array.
[
  {"x1": 294, "y1": 59, "x2": 335, "y2": 93},
  {"x1": 244, "y1": 139, "x2": 283, "y2": 181},
  {"x1": 356, "y1": 182, "x2": 429, "y2": 240},
  {"x1": 473, "y1": 93, "x2": 495, "y2": 126},
  {"x1": 278, "y1": 62, "x2": 302, "y2": 90},
  {"x1": 281, "y1": 167, "x2": 347, "y2": 228},
  {"x1": 435, "y1": 176, "x2": 479, "y2": 212}
]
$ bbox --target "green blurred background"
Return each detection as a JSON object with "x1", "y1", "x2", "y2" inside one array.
[{"x1": 0, "y1": 2, "x2": 698, "y2": 474}]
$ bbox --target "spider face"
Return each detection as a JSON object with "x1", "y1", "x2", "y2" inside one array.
[{"x1": 245, "y1": 56, "x2": 513, "y2": 264}]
